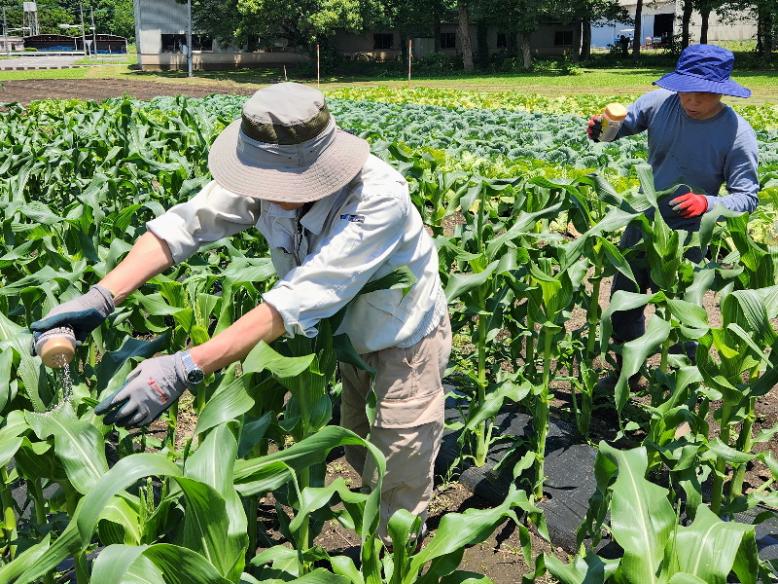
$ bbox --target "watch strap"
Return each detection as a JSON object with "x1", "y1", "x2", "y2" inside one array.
[{"x1": 181, "y1": 350, "x2": 204, "y2": 384}]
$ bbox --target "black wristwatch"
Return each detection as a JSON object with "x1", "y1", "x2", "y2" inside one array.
[{"x1": 181, "y1": 350, "x2": 205, "y2": 385}]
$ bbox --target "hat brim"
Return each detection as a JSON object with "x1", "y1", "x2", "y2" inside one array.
[
  {"x1": 208, "y1": 119, "x2": 371, "y2": 202},
  {"x1": 653, "y1": 72, "x2": 751, "y2": 98}
]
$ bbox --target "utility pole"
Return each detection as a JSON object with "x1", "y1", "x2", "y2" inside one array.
[
  {"x1": 2, "y1": 7, "x2": 9, "y2": 57},
  {"x1": 187, "y1": 0, "x2": 192, "y2": 77},
  {"x1": 79, "y1": 3, "x2": 87, "y2": 56},
  {"x1": 408, "y1": 38, "x2": 412, "y2": 82},
  {"x1": 90, "y1": 5, "x2": 96, "y2": 55}
]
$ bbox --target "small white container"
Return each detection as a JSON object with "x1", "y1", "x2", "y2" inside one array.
[{"x1": 598, "y1": 103, "x2": 628, "y2": 142}]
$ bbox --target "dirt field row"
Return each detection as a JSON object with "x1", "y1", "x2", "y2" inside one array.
[{"x1": 0, "y1": 78, "x2": 253, "y2": 103}]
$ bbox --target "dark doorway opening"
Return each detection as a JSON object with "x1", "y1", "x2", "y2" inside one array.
[{"x1": 654, "y1": 13, "x2": 674, "y2": 44}]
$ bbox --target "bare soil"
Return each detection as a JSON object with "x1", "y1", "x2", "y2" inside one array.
[
  {"x1": 0, "y1": 78, "x2": 253, "y2": 103},
  {"x1": 295, "y1": 457, "x2": 557, "y2": 583}
]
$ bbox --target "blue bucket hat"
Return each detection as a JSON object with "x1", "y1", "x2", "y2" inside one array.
[{"x1": 653, "y1": 44, "x2": 751, "y2": 98}]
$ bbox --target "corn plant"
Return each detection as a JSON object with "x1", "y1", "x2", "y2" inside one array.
[
  {"x1": 0, "y1": 337, "x2": 382, "y2": 583},
  {"x1": 325, "y1": 485, "x2": 538, "y2": 584},
  {"x1": 1, "y1": 93, "x2": 776, "y2": 584},
  {"x1": 439, "y1": 173, "x2": 569, "y2": 467},
  {"x1": 547, "y1": 443, "x2": 772, "y2": 584},
  {"x1": 695, "y1": 286, "x2": 778, "y2": 514}
]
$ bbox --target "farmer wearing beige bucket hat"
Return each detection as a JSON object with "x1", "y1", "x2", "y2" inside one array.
[{"x1": 30, "y1": 82, "x2": 450, "y2": 544}]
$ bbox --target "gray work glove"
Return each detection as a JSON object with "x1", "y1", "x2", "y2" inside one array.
[
  {"x1": 95, "y1": 352, "x2": 190, "y2": 428},
  {"x1": 30, "y1": 284, "x2": 115, "y2": 342}
]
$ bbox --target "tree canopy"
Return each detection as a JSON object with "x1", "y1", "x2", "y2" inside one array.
[{"x1": 0, "y1": 0, "x2": 135, "y2": 40}]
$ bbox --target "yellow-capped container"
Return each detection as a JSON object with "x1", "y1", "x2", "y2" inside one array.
[
  {"x1": 34, "y1": 327, "x2": 76, "y2": 369},
  {"x1": 599, "y1": 103, "x2": 628, "y2": 142}
]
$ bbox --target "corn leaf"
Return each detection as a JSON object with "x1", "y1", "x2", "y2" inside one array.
[{"x1": 596, "y1": 443, "x2": 675, "y2": 584}]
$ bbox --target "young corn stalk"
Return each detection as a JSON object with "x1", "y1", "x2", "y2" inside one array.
[
  {"x1": 526, "y1": 257, "x2": 577, "y2": 499},
  {"x1": 553, "y1": 443, "x2": 773, "y2": 583},
  {"x1": 442, "y1": 176, "x2": 565, "y2": 466},
  {"x1": 440, "y1": 178, "x2": 510, "y2": 466},
  {"x1": 697, "y1": 286, "x2": 778, "y2": 514}
]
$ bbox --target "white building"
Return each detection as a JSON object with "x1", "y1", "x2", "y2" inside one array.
[
  {"x1": 133, "y1": 0, "x2": 307, "y2": 70},
  {"x1": 133, "y1": 0, "x2": 588, "y2": 70},
  {"x1": 335, "y1": 21, "x2": 585, "y2": 62},
  {"x1": 591, "y1": 0, "x2": 758, "y2": 48},
  {"x1": 0, "y1": 36, "x2": 25, "y2": 52}
]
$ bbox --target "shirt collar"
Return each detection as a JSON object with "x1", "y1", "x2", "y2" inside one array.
[
  {"x1": 263, "y1": 202, "x2": 297, "y2": 219},
  {"x1": 262, "y1": 183, "x2": 350, "y2": 235},
  {"x1": 300, "y1": 187, "x2": 345, "y2": 235}
]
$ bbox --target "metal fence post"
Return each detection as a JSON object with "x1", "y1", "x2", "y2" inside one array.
[
  {"x1": 187, "y1": 0, "x2": 193, "y2": 77},
  {"x1": 408, "y1": 38, "x2": 412, "y2": 82}
]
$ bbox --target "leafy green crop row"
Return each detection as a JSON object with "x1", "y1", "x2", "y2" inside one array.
[
  {"x1": 328, "y1": 87, "x2": 640, "y2": 117},
  {"x1": 124, "y1": 94, "x2": 777, "y2": 248},
  {"x1": 152, "y1": 94, "x2": 778, "y2": 248},
  {"x1": 326, "y1": 87, "x2": 778, "y2": 132}
]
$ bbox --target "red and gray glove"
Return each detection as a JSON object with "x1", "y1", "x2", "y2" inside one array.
[
  {"x1": 95, "y1": 352, "x2": 191, "y2": 428},
  {"x1": 587, "y1": 115, "x2": 603, "y2": 142},
  {"x1": 669, "y1": 192, "x2": 709, "y2": 218}
]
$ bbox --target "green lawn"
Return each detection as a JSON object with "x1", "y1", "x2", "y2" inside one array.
[
  {"x1": 120, "y1": 65, "x2": 778, "y2": 100},
  {"x1": 0, "y1": 68, "x2": 90, "y2": 81},
  {"x1": 1, "y1": 61, "x2": 776, "y2": 104},
  {"x1": 328, "y1": 69, "x2": 777, "y2": 103}
]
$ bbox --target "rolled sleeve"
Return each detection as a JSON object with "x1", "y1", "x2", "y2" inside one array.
[
  {"x1": 146, "y1": 181, "x2": 261, "y2": 263},
  {"x1": 262, "y1": 186, "x2": 408, "y2": 339}
]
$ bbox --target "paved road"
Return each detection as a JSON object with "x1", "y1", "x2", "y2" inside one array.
[{"x1": 0, "y1": 55, "x2": 81, "y2": 70}]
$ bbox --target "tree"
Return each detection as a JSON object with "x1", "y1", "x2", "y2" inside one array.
[
  {"x1": 551, "y1": 0, "x2": 625, "y2": 62},
  {"x1": 696, "y1": 0, "x2": 724, "y2": 44},
  {"x1": 699, "y1": 6, "x2": 711, "y2": 43},
  {"x1": 498, "y1": 0, "x2": 545, "y2": 70},
  {"x1": 231, "y1": 0, "x2": 384, "y2": 50},
  {"x1": 456, "y1": 0, "x2": 474, "y2": 71},
  {"x1": 717, "y1": 0, "x2": 776, "y2": 62},
  {"x1": 93, "y1": 0, "x2": 136, "y2": 40},
  {"x1": 479, "y1": 0, "x2": 556, "y2": 70},
  {"x1": 2, "y1": 1, "x2": 136, "y2": 40},
  {"x1": 0, "y1": 0, "x2": 76, "y2": 35},
  {"x1": 191, "y1": 0, "x2": 253, "y2": 49},
  {"x1": 681, "y1": 0, "x2": 694, "y2": 48},
  {"x1": 681, "y1": 0, "x2": 725, "y2": 48},
  {"x1": 631, "y1": 0, "x2": 643, "y2": 58},
  {"x1": 754, "y1": 0, "x2": 776, "y2": 61},
  {"x1": 380, "y1": 0, "x2": 454, "y2": 66}
]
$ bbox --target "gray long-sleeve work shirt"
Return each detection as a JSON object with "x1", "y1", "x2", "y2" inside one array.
[{"x1": 146, "y1": 154, "x2": 447, "y2": 354}]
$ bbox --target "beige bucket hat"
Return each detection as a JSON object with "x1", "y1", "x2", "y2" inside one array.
[{"x1": 208, "y1": 82, "x2": 370, "y2": 202}]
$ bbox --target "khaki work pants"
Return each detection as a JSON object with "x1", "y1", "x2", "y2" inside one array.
[{"x1": 339, "y1": 314, "x2": 452, "y2": 537}]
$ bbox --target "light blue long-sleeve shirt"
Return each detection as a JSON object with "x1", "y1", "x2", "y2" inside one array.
[{"x1": 616, "y1": 89, "x2": 759, "y2": 230}]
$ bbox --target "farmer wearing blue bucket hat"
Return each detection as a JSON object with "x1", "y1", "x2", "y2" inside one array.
[{"x1": 587, "y1": 44, "x2": 759, "y2": 386}]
